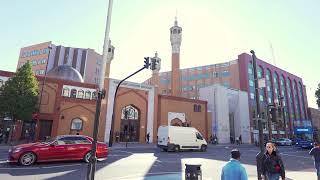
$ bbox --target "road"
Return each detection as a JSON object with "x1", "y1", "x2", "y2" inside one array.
[{"x1": 0, "y1": 144, "x2": 317, "y2": 180}]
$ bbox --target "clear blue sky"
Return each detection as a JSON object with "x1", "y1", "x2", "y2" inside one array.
[{"x1": 0, "y1": 0, "x2": 319, "y2": 108}]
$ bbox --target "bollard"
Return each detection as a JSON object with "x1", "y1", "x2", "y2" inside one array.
[{"x1": 185, "y1": 164, "x2": 202, "y2": 180}]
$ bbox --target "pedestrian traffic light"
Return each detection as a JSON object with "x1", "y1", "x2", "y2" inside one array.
[
  {"x1": 144, "y1": 57, "x2": 150, "y2": 69},
  {"x1": 270, "y1": 108, "x2": 277, "y2": 122}
]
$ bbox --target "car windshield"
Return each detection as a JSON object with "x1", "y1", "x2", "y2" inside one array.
[{"x1": 42, "y1": 137, "x2": 56, "y2": 144}]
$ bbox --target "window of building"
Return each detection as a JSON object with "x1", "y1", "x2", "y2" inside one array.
[
  {"x1": 77, "y1": 90, "x2": 84, "y2": 98},
  {"x1": 85, "y1": 91, "x2": 91, "y2": 99},
  {"x1": 63, "y1": 88, "x2": 70, "y2": 97},
  {"x1": 249, "y1": 80, "x2": 254, "y2": 87},
  {"x1": 250, "y1": 93, "x2": 255, "y2": 99},
  {"x1": 267, "y1": 86, "x2": 271, "y2": 92},
  {"x1": 193, "y1": 104, "x2": 201, "y2": 112},
  {"x1": 268, "y1": 97, "x2": 272, "y2": 104},
  {"x1": 92, "y1": 91, "x2": 97, "y2": 99},
  {"x1": 70, "y1": 89, "x2": 77, "y2": 98},
  {"x1": 31, "y1": 60, "x2": 37, "y2": 66},
  {"x1": 260, "y1": 95, "x2": 264, "y2": 102},
  {"x1": 71, "y1": 118, "x2": 83, "y2": 130},
  {"x1": 221, "y1": 70, "x2": 230, "y2": 77}
]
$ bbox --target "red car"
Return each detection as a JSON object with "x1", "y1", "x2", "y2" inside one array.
[{"x1": 8, "y1": 135, "x2": 108, "y2": 166}]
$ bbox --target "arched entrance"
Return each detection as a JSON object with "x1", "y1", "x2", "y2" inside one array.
[{"x1": 120, "y1": 105, "x2": 140, "y2": 142}]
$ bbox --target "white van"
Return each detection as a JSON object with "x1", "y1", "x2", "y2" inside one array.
[{"x1": 157, "y1": 126, "x2": 207, "y2": 152}]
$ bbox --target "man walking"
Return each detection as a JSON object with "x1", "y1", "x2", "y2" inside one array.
[
  {"x1": 309, "y1": 142, "x2": 320, "y2": 180},
  {"x1": 146, "y1": 132, "x2": 150, "y2": 144},
  {"x1": 221, "y1": 149, "x2": 248, "y2": 180}
]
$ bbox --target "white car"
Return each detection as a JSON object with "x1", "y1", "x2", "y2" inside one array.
[{"x1": 275, "y1": 138, "x2": 292, "y2": 146}]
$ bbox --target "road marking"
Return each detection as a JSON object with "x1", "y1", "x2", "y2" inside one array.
[
  {"x1": 109, "y1": 171, "x2": 181, "y2": 180},
  {"x1": 280, "y1": 153, "x2": 312, "y2": 159},
  {"x1": 0, "y1": 163, "x2": 84, "y2": 170}
]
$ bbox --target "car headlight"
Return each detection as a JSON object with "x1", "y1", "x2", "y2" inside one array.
[
  {"x1": 311, "y1": 143, "x2": 313, "y2": 146},
  {"x1": 12, "y1": 148, "x2": 22, "y2": 153},
  {"x1": 296, "y1": 142, "x2": 298, "y2": 145}
]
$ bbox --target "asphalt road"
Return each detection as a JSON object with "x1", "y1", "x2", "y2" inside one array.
[{"x1": 0, "y1": 144, "x2": 317, "y2": 180}]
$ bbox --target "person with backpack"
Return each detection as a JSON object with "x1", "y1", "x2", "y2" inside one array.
[
  {"x1": 262, "y1": 142, "x2": 285, "y2": 180},
  {"x1": 309, "y1": 142, "x2": 320, "y2": 180}
]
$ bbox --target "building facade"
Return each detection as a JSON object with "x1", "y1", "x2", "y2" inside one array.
[
  {"x1": 0, "y1": 70, "x2": 210, "y2": 143},
  {"x1": 144, "y1": 17, "x2": 310, "y2": 141},
  {"x1": 17, "y1": 41, "x2": 115, "y2": 84}
]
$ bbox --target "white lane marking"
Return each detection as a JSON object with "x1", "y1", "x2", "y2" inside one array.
[
  {"x1": 280, "y1": 153, "x2": 312, "y2": 159},
  {"x1": 109, "y1": 171, "x2": 181, "y2": 180},
  {"x1": 0, "y1": 163, "x2": 83, "y2": 170}
]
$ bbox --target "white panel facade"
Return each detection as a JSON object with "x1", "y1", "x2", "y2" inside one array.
[{"x1": 200, "y1": 85, "x2": 251, "y2": 144}]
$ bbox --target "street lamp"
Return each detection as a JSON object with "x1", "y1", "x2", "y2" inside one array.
[
  {"x1": 86, "y1": 0, "x2": 113, "y2": 180},
  {"x1": 250, "y1": 50, "x2": 264, "y2": 180}
]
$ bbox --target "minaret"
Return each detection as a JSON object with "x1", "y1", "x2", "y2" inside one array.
[
  {"x1": 170, "y1": 16, "x2": 182, "y2": 96},
  {"x1": 104, "y1": 40, "x2": 115, "y2": 78}
]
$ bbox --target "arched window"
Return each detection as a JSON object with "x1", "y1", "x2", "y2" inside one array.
[
  {"x1": 70, "y1": 89, "x2": 77, "y2": 98},
  {"x1": 62, "y1": 88, "x2": 70, "y2": 97},
  {"x1": 121, "y1": 105, "x2": 139, "y2": 120},
  {"x1": 71, "y1": 118, "x2": 83, "y2": 130},
  {"x1": 85, "y1": 91, "x2": 91, "y2": 99},
  {"x1": 92, "y1": 91, "x2": 97, "y2": 100},
  {"x1": 77, "y1": 90, "x2": 84, "y2": 98}
]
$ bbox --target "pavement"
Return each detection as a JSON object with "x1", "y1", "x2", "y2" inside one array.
[{"x1": 0, "y1": 143, "x2": 317, "y2": 180}]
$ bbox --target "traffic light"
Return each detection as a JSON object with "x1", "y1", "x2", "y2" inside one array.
[
  {"x1": 151, "y1": 58, "x2": 156, "y2": 70},
  {"x1": 270, "y1": 108, "x2": 277, "y2": 122},
  {"x1": 144, "y1": 57, "x2": 150, "y2": 69},
  {"x1": 150, "y1": 57, "x2": 161, "y2": 71}
]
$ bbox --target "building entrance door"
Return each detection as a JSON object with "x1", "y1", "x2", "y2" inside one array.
[
  {"x1": 120, "y1": 105, "x2": 140, "y2": 142},
  {"x1": 38, "y1": 120, "x2": 53, "y2": 141}
]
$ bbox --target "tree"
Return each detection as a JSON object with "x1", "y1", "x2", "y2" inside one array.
[
  {"x1": 316, "y1": 83, "x2": 320, "y2": 108},
  {"x1": 0, "y1": 61, "x2": 39, "y2": 142}
]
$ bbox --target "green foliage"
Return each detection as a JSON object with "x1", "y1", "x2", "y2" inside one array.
[
  {"x1": 0, "y1": 61, "x2": 39, "y2": 121},
  {"x1": 316, "y1": 83, "x2": 320, "y2": 108}
]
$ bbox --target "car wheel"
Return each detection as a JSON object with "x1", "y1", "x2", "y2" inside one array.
[
  {"x1": 174, "y1": 145, "x2": 180, "y2": 152},
  {"x1": 19, "y1": 152, "x2": 36, "y2": 166},
  {"x1": 84, "y1": 152, "x2": 92, "y2": 163},
  {"x1": 200, "y1": 145, "x2": 207, "y2": 152}
]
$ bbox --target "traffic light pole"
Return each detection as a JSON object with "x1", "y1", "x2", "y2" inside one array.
[
  {"x1": 109, "y1": 65, "x2": 148, "y2": 147},
  {"x1": 251, "y1": 50, "x2": 264, "y2": 180}
]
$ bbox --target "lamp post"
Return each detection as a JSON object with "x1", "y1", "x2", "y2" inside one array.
[
  {"x1": 86, "y1": 0, "x2": 113, "y2": 180},
  {"x1": 250, "y1": 50, "x2": 264, "y2": 180}
]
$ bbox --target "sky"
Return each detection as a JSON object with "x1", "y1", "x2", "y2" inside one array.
[{"x1": 0, "y1": 0, "x2": 319, "y2": 108}]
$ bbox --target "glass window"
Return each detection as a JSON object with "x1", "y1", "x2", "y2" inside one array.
[
  {"x1": 63, "y1": 88, "x2": 70, "y2": 97},
  {"x1": 268, "y1": 97, "x2": 272, "y2": 104},
  {"x1": 77, "y1": 90, "x2": 84, "y2": 98},
  {"x1": 267, "y1": 86, "x2": 271, "y2": 92},
  {"x1": 249, "y1": 80, "x2": 254, "y2": 87},
  {"x1": 92, "y1": 91, "x2": 97, "y2": 99},
  {"x1": 70, "y1": 89, "x2": 77, "y2": 98},
  {"x1": 260, "y1": 95, "x2": 264, "y2": 102},
  {"x1": 71, "y1": 118, "x2": 83, "y2": 130},
  {"x1": 85, "y1": 91, "x2": 91, "y2": 99},
  {"x1": 196, "y1": 133, "x2": 203, "y2": 140},
  {"x1": 250, "y1": 93, "x2": 255, "y2": 99}
]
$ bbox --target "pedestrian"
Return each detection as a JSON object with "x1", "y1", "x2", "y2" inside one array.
[
  {"x1": 230, "y1": 136, "x2": 234, "y2": 144},
  {"x1": 0, "y1": 128, "x2": 3, "y2": 144},
  {"x1": 236, "y1": 136, "x2": 240, "y2": 145},
  {"x1": 262, "y1": 142, "x2": 285, "y2": 180},
  {"x1": 239, "y1": 135, "x2": 242, "y2": 144},
  {"x1": 309, "y1": 142, "x2": 320, "y2": 180},
  {"x1": 221, "y1": 149, "x2": 248, "y2": 180},
  {"x1": 146, "y1": 132, "x2": 150, "y2": 144},
  {"x1": 210, "y1": 134, "x2": 213, "y2": 144}
]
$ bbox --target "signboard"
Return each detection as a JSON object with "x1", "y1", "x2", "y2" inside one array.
[{"x1": 294, "y1": 127, "x2": 313, "y2": 134}]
